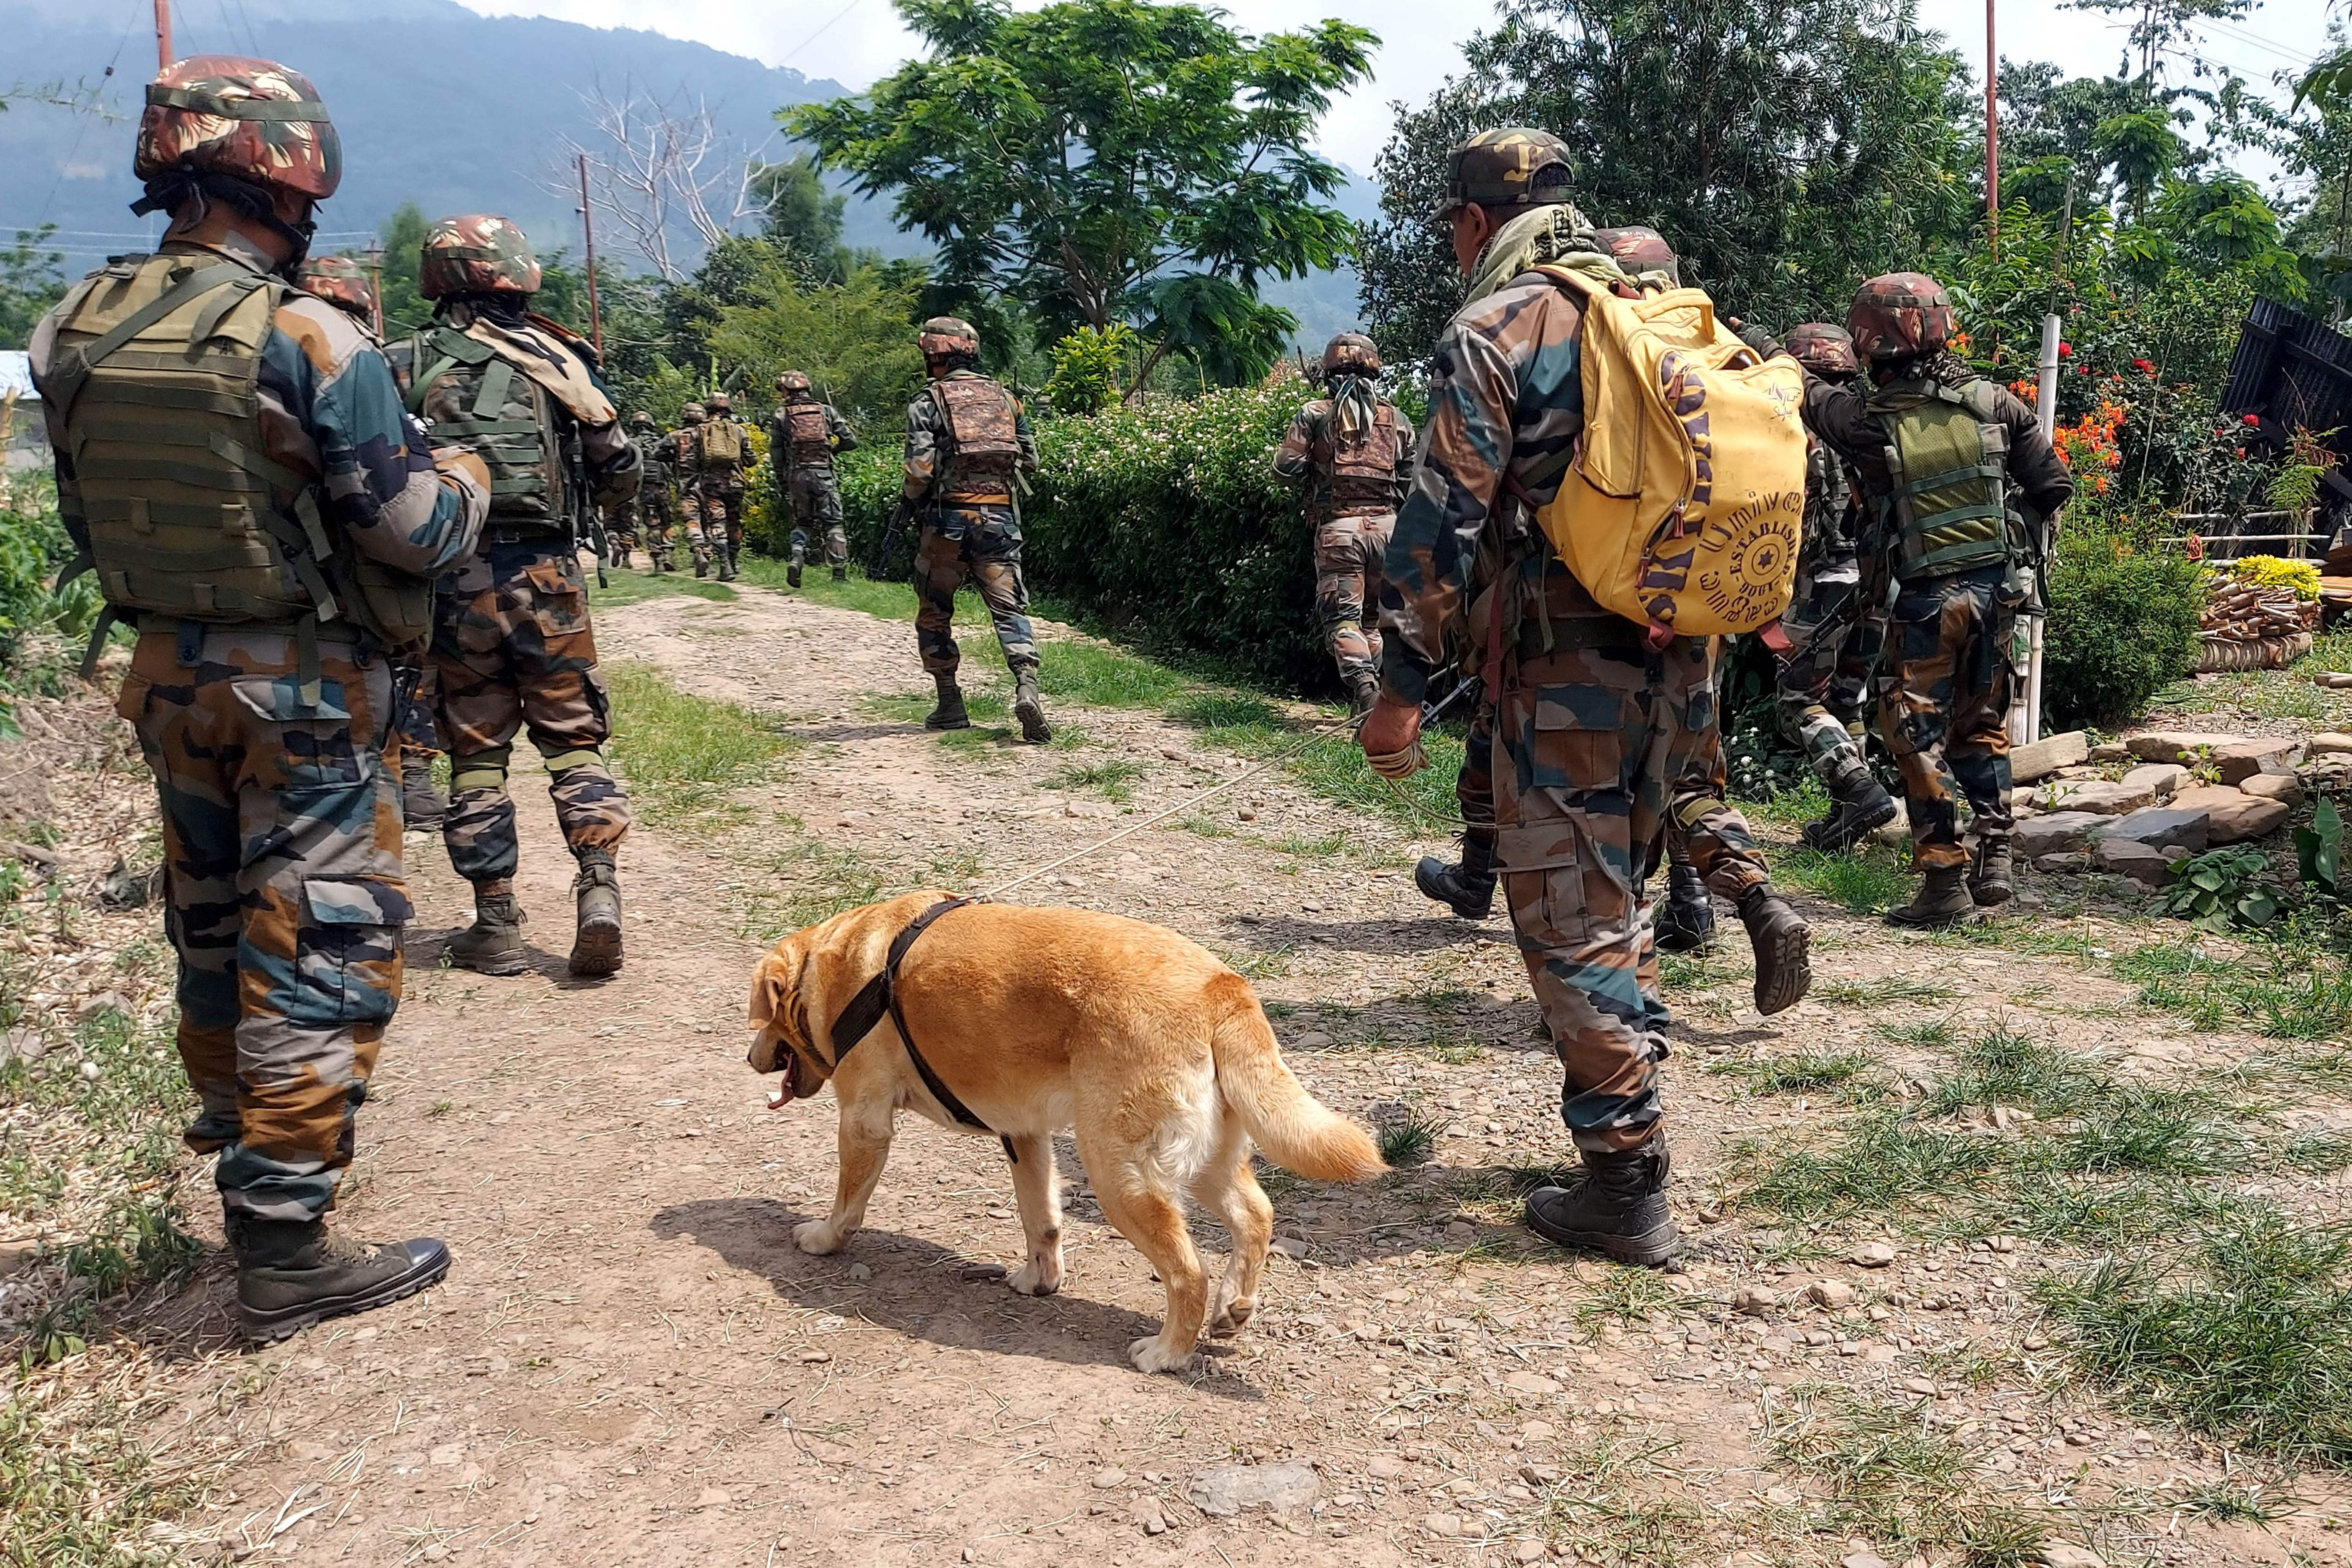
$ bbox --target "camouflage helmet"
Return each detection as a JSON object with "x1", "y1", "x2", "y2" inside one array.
[
  {"x1": 1589, "y1": 225, "x2": 1680, "y2": 288},
  {"x1": 681, "y1": 402, "x2": 706, "y2": 424},
  {"x1": 918, "y1": 316, "x2": 981, "y2": 361},
  {"x1": 1321, "y1": 332, "x2": 1381, "y2": 377},
  {"x1": 1845, "y1": 273, "x2": 1954, "y2": 364},
  {"x1": 1437, "y1": 128, "x2": 1572, "y2": 219},
  {"x1": 1784, "y1": 321, "x2": 1861, "y2": 380},
  {"x1": 134, "y1": 56, "x2": 341, "y2": 203},
  {"x1": 706, "y1": 391, "x2": 732, "y2": 412},
  {"x1": 630, "y1": 410, "x2": 655, "y2": 429},
  {"x1": 775, "y1": 370, "x2": 813, "y2": 396},
  {"x1": 294, "y1": 254, "x2": 376, "y2": 319},
  {"x1": 418, "y1": 214, "x2": 542, "y2": 300}
]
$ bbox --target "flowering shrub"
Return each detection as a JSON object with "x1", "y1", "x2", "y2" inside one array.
[{"x1": 2052, "y1": 399, "x2": 2125, "y2": 497}]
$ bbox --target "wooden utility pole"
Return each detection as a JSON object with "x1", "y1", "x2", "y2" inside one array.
[
  {"x1": 154, "y1": 0, "x2": 173, "y2": 69},
  {"x1": 576, "y1": 152, "x2": 603, "y2": 359},
  {"x1": 1985, "y1": 0, "x2": 2000, "y2": 248}
]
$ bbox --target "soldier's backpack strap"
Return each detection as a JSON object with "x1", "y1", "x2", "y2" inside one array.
[
  {"x1": 826, "y1": 896, "x2": 1017, "y2": 1162},
  {"x1": 403, "y1": 326, "x2": 495, "y2": 417},
  {"x1": 41, "y1": 261, "x2": 250, "y2": 419}
]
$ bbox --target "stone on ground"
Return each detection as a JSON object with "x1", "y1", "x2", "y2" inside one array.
[
  {"x1": 2011, "y1": 729, "x2": 2090, "y2": 781},
  {"x1": 2117, "y1": 762, "x2": 2188, "y2": 800},
  {"x1": 2095, "y1": 836, "x2": 2176, "y2": 887},
  {"x1": 2240, "y1": 772, "x2": 2305, "y2": 807},
  {"x1": 2168, "y1": 785, "x2": 2293, "y2": 844},
  {"x1": 2211, "y1": 736, "x2": 2302, "y2": 785},
  {"x1": 2124, "y1": 730, "x2": 2242, "y2": 763},
  {"x1": 1187, "y1": 1461, "x2": 1319, "y2": 1518},
  {"x1": 2038, "y1": 778, "x2": 2155, "y2": 815},
  {"x1": 2015, "y1": 811, "x2": 2112, "y2": 856},
  {"x1": 2311, "y1": 732, "x2": 2352, "y2": 756},
  {"x1": 2098, "y1": 807, "x2": 2209, "y2": 853}
]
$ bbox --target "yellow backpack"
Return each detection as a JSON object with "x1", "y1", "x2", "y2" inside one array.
[{"x1": 1531, "y1": 266, "x2": 1809, "y2": 637}]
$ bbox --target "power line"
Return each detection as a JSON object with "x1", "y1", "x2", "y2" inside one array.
[{"x1": 777, "y1": 0, "x2": 865, "y2": 67}]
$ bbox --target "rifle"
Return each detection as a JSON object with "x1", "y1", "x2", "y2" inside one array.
[
  {"x1": 566, "y1": 428, "x2": 608, "y2": 588},
  {"x1": 870, "y1": 500, "x2": 912, "y2": 580}
]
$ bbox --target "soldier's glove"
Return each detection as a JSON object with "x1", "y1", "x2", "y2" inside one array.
[{"x1": 1358, "y1": 696, "x2": 1428, "y2": 780}]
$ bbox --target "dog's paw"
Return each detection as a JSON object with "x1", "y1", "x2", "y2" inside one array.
[
  {"x1": 1208, "y1": 1297, "x2": 1256, "y2": 1338},
  {"x1": 1008, "y1": 1259, "x2": 1063, "y2": 1297},
  {"x1": 1129, "y1": 1335, "x2": 1197, "y2": 1376},
  {"x1": 793, "y1": 1219, "x2": 846, "y2": 1256}
]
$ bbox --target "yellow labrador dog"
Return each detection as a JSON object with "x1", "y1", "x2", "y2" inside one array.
[{"x1": 746, "y1": 891, "x2": 1383, "y2": 1373}]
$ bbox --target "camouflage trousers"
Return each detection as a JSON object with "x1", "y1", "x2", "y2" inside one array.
[
  {"x1": 1494, "y1": 627, "x2": 1770, "y2": 1153},
  {"x1": 1878, "y1": 565, "x2": 2018, "y2": 871},
  {"x1": 1315, "y1": 511, "x2": 1392, "y2": 691},
  {"x1": 601, "y1": 503, "x2": 641, "y2": 568},
  {"x1": 1773, "y1": 550, "x2": 1875, "y2": 793},
  {"x1": 116, "y1": 623, "x2": 409, "y2": 1221},
  {"x1": 429, "y1": 542, "x2": 631, "y2": 886},
  {"x1": 785, "y1": 465, "x2": 849, "y2": 570},
  {"x1": 639, "y1": 491, "x2": 679, "y2": 571},
  {"x1": 681, "y1": 482, "x2": 744, "y2": 569},
  {"x1": 915, "y1": 508, "x2": 1040, "y2": 679}
]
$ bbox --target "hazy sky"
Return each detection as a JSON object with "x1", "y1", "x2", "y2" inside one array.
[{"x1": 451, "y1": 0, "x2": 2341, "y2": 183}]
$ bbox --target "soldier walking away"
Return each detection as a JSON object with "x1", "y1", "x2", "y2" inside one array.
[
  {"x1": 772, "y1": 371, "x2": 858, "y2": 587},
  {"x1": 688, "y1": 390, "x2": 753, "y2": 582},
  {"x1": 670, "y1": 403, "x2": 711, "y2": 576},
  {"x1": 1272, "y1": 333, "x2": 1416, "y2": 716},
  {"x1": 293, "y1": 253, "x2": 376, "y2": 325},
  {"x1": 1358, "y1": 129, "x2": 1811, "y2": 1267},
  {"x1": 398, "y1": 214, "x2": 641, "y2": 977},
  {"x1": 1787, "y1": 274, "x2": 2072, "y2": 926},
  {"x1": 1768, "y1": 323, "x2": 1897, "y2": 854},
  {"x1": 626, "y1": 411, "x2": 678, "y2": 573},
  {"x1": 902, "y1": 316, "x2": 1050, "y2": 742},
  {"x1": 31, "y1": 55, "x2": 490, "y2": 1337}
]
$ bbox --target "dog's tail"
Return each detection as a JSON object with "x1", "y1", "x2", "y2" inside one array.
[{"x1": 1206, "y1": 972, "x2": 1385, "y2": 1182}]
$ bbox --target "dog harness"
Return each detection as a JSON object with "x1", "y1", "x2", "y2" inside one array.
[{"x1": 825, "y1": 896, "x2": 1017, "y2": 1160}]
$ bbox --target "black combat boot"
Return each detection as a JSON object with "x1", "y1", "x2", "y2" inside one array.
[
  {"x1": 400, "y1": 754, "x2": 447, "y2": 833},
  {"x1": 1888, "y1": 864, "x2": 1977, "y2": 928},
  {"x1": 570, "y1": 850, "x2": 623, "y2": 977},
  {"x1": 1013, "y1": 670, "x2": 1052, "y2": 744},
  {"x1": 448, "y1": 882, "x2": 527, "y2": 975},
  {"x1": 831, "y1": 564, "x2": 848, "y2": 583},
  {"x1": 787, "y1": 539, "x2": 805, "y2": 588},
  {"x1": 1346, "y1": 674, "x2": 1380, "y2": 719},
  {"x1": 1523, "y1": 1138, "x2": 1681, "y2": 1266},
  {"x1": 718, "y1": 549, "x2": 738, "y2": 583},
  {"x1": 1800, "y1": 770, "x2": 1898, "y2": 853},
  {"x1": 925, "y1": 675, "x2": 971, "y2": 731},
  {"x1": 1654, "y1": 861, "x2": 1715, "y2": 952},
  {"x1": 1414, "y1": 828, "x2": 1496, "y2": 920},
  {"x1": 228, "y1": 1212, "x2": 451, "y2": 1342},
  {"x1": 1970, "y1": 834, "x2": 2014, "y2": 908},
  {"x1": 1736, "y1": 885, "x2": 1812, "y2": 1015}
]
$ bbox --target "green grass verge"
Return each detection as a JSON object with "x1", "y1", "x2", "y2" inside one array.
[{"x1": 601, "y1": 659, "x2": 802, "y2": 825}]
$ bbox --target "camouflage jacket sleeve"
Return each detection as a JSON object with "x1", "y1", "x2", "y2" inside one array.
[
  {"x1": 902, "y1": 390, "x2": 941, "y2": 502},
  {"x1": 1376, "y1": 279, "x2": 1587, "y2": 709},
  {"x1": 827, "y1": 405, "x2": 859, "y2": 454},
  {"x1": 581, "y1": 412, "x2": 642, "y2": 509},
  {"x1": 1993, "y1": 385, "x2": 2073, "y2": 521},
  {"x1": 1270, "y1": 403, "x2": 1320, "y2": 484}
]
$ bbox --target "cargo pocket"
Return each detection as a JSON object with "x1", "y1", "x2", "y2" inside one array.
[
  {"x1": 292, "y1": 875, "x2": 414, "y2": 1024},
  {"x1": 231, "y1": 674, "x2": 365, "y2": 789},
  {"x1": 1529, "y1": 683, "x2": 1626, "y2": 794},
  {"x1": 524, "y1": 557, "x2": 589, "y2": 638},
  {"x1": 1494, "y1": 820, "x2": 1593, "y2": 948}
]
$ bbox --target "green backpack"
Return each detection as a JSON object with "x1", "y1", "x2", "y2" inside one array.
[
  {"x1": 1868, "y1": 377, "x2": 2020, "y2": 582},
  {"x1": 402, "y1": 324, "x2": 568, "y2": 530}
]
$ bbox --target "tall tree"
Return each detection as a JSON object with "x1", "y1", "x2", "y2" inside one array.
[
  {"x1": 747, "y1": 154, "x2": 850, "y2": 281},
  {"x1": 2060, "y1": 0, "x2": 2252, "y2": 86},
  {"x1": 1358, "y1": 0, "x2": 1977, "y2": 359},
  {"x1": 786, "y1": 0, "x2": 1375, "y2": 387}
]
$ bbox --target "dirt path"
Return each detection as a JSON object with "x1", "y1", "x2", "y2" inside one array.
[{"x1": 118, "y1": 578, "x2": 2350, "y2": 1566}]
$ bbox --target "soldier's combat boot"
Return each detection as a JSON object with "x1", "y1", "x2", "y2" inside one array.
[
  {"x1": 1654, "y1": 861, "x2": 1715, "y2": 952},
  {"x1": 1800, "y1": 770, "x2": 1898, "y2": 852},
  {"x1": 1414, "y1": 828, "x2": 1497, "y2": 920},
  {"x1": 1013, "y1": 670, "x2": 1052, "y2": 744},
  {"x1": 1523, "y1": 1138, "x2": 1681, "y2": 1267},
  {"x1": 1736, "y1": 885, "x2": 1812, "y2": 1015},
  {"x1": 569, "y1": 850, "x2": 623, "y2": 977},
  {"x1": 787, "y1": 541, "x2": 806, "y2": 589},
  {"x1": 400, "y1": 754, "x2": 447, "y2": 833},
  {"x1": 718, "y1": 550, "x2": 738, "y2": 584},
  {"x1": 925, "y1": 675, "x2": 971, "y2": 731},
  {"x1": 832, "y1": 564, "x2": 848, "y2": 583},
  {"x1": 448, "y1": 882, "x2": 527, "y2": 976},
  {"x1": 1346, "y1": 673, "x2": 1381, "y2": 719},
  {"x1": 1888, "y1": 864, "x2": 1978, "y2": 928},
  {"x1": 1970, "y1": 834, "x2": 2015, "y2": 908},
  {"x1": 228, "y1": 1212, "x2": 451, "y2": 1342}
]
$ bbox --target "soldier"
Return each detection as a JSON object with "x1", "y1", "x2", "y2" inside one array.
[
  {"x1": 670, "y1": 403, "x2": 710, "y2": 576},
  {"x1": 1767, "y1": 323, "x2": 1897, "y2": 854},
  {"x1": 293, "y1": 253, "x2": 377, "y2": 327},
  {"x1": 1358, "y1": 129, "x2": 1811, "y2": 1266},
  {"x1": 1787, "y1": 274, "x2": 2072, "y2": 925},
  {"x1": 1272, "y1": 333, "x2": 1416, "y2": 716},
  {"x1": 902, "y1": 316, "x2": 1050, "y2": 743},
  {"x1": 771, "y1": 371, "x2": 858, "y2": 587},
  {"x1": 626, "y1": 410, "x2": 679, "y2": 573},
  {"x1": 398, "y1": 214, "x2": 641, "y2": 976},
  {"x1": 600, "y1": 473, "x2": 640, "y2": 572},
  {"x1": 683, "y1": 389, "x2": 753, "y2": 582},
  {"x1": 31, "y1": 55, "x2": 488, "y2": 1336}
]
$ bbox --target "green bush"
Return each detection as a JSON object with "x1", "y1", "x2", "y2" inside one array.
[
  {"x1": 2041, "y1": 520, "x2": 2203, "y2": 730},
  {"x1": 0, "y1": 476, "x2": 99, "y2": 734}
]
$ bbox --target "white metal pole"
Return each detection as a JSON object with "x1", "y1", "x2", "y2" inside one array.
[{"x1": 2011, "y1": 311, "x2": 2062, "y2": 746}]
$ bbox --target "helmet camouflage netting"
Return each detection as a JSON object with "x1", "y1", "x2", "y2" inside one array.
[
  {"x1": 294, "y1": 254, "x2": 376, "y2": 318},
  {"x1": 918, "y1": 316, "x2": 981, "y2": 361},
  {"x1": 1321, "y1": 332, "x2": 1381, "y2": 377},
  {"x1": 1589, "y1": 225, "x2": 1680, "y2": 288},
  {"x1": 134, "y1": 55, "x2": 341, "y2": 202},
  {"x1": 775, "y1": 370, "x2": 813, "y2": 395},
  {"x1": 1845, "y1": 273, "x2": 1954, "y2": 364},
  {"x1": 419, "y1": 213, "x2": 542, "y2": 300},
  {"x1": 1784, "y1": 321, "x2": 1861, "y2": 378}
]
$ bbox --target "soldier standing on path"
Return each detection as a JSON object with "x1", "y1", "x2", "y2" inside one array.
[
  {"x1": 1783, "y1": 274, "x2": 2073, "y2": 925},
  {"x1": 1272, "y1": 333, "x2": 1416, "y2": 716},
  {"x1": 902, "y1": 316, "x2": 1050, "y2": 743},
  {"x1": 771, "y1": 370, "x2": 858, "y2": 587},
  {"x1": 397, "y1": 214, "x2": 641, "y2": 978},
  {"x1": 1357, "y1": 129, "x2": 1812, "y2": 1267},
  {"x1": 627, "y1": 411, "x2": 680, "y2": 573},
  {"x1": 687, "y1": 390, "x2": 753, "y2": 582},
  {"x1": 670, "y1": 403, "x2": 711, "y2": 576},
  {"x1": 32, "y1": 55, "x2": 489, "y2": 1337}
]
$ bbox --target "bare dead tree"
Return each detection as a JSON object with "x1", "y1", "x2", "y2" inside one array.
[{"x1": 553, "y1": 85, "x2": 750, "y2": 280}]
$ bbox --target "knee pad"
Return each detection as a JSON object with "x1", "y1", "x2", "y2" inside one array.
[
  {"x1": 542, "y1": 746, "x2": 606, "y2": 776},
  {"x1": 450, "y1": 744, "x2": 513, "y2": 795}
]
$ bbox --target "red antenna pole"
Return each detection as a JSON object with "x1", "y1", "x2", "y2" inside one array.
[
  {"x1": 154, "y1": 0, "x2": 173, "y2": 68},
  {"x1": 576, "y1": 152, "x2": 603, "y2": 357}
]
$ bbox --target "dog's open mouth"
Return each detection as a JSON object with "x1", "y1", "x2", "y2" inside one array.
[{"x1": 758, "y1": 1040, "x2": 826, "y2": 1109}]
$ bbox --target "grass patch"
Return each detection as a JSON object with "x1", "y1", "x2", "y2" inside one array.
[
  {"x1": 1376, "y1": 1108, "x2": 1445, "y2": 1168},
  {"x1": 1705, "y1": 1047, "x2": 1879, "y2": 1097},
  {"x1": 733, "y1": 823, "x2": 892, "y2": 942},
  {"x1": 586, "y1": 570, "x2": 737, "y2": 608},
  {"x1": 2112, "y1": 942, "x2": 2352, "y2": 1042},
  {"x1": 1042, "y1": 759, "x2": 1146, "y2": 802},
  {"x1": 1743, "y1": 1113, "x2": 1998, "y2": 1220},
  {"x1": 1035, "y1": 640, "x2": 1184, "y2": 708},
  {"x1": 735, "y1": 557, "x2": 987, "y2": 625},
  {"x1": 1772, "y1": 844, "x2": 1913, "y2": 915},
  {"x1": 1763, "y1": 1389, "x2": 2050, "y2": 1555},
  {"x1": 603, "y1": 659, "x2": 800, "y2": 824},
  {"x1": 1575, "y1": 1268, "x2": 1687, "y2": 1330},
  {"x1": 1877, "y1": 1018, "x2": 1957, "y2": 1049}
]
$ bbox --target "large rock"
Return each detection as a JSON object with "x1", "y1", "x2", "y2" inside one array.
[
  {"x1": 2311, "y1": 733, "x2": 2352, "y2": 757},
  {"x1": 2119, "y1": 763, "x2": 2189, "y2": 801},
  {"x1": 2100, "y1": 808, "x2": 2210, "y2": 853},
  {"x1": 1188, "y1": 1461, "x2": 1320, "y2": 1518},
  {"x1": 2240, "y1": 773, "x2": 2305, "y2": 808},
  {"x1": 2212, "y1": 736, "x2": 2302, "y2": 785},
  {"x1": 2169, "y1": 785, "x2": 2294, "y2": 844},
  {"x1": 2096, "y1": 836, "x2": 2177, "y2": 888},
  {"x1": 2012, "y1": 729, "x2": 2090, "y2": 782},
  {"x1": 2016, "y1": 812, "x2": 2111, "y2": 856},
  {"x1": 2125, "y1": 731, "x2": 2244, "y2": 764},
  {"x1": 2038, "y1": 778, "x2": 2157, "y2": 816}
]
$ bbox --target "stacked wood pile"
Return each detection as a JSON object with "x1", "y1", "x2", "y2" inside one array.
[{"x1": 2196, "y1": 576, "x2": 2320, "y2": 672}]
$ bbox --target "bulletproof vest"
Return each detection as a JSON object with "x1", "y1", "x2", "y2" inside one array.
[
  {"x1": 404, "y1": 324, "x2": 572, "y2": 534},
  {"x1": 1315, "y1": 402, "x2": 1403, "y2": 512},
  {"x1": 43, "y1": 252, "x2": 432, "y2": 655},
  {"x1": 636, "y1": 432, "x2": 671, "y2": 488},
  {"x1": 931, "y1": 375, "x2": 1020, "y2": 502},
  {"x1": 1868, "y1": 377, "x2": 2017, "y2": 582},
  {"x1": 782, "y1": 402, "x2": 833, "y2": 467},
  {"x1": 699, "y1": 418, "x2": 746, "y2": 472}
]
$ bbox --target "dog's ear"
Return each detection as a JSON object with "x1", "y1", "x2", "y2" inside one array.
[{"x1": 748, "y1": 949, "x2": 791, "y2": 1032}]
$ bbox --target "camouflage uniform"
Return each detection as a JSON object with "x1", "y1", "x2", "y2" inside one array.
[
  {"x1": 681, "y1": 398, "x2": 753, "y2": 581},
  {"x1": 771, "y1": 379, "x2": 857, "y2": 583},
  {"x1": 1272, "y1": 356, "x2": 1416, "y2": 708},
  {"x1": 905, "y1": 374, "x2": 1042, "y2": 683},
  {"x1": 663, "y1": 412, "x2": 706, "y2": 573}
]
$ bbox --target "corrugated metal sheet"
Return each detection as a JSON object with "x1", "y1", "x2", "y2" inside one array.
[{"x1": 2218, "y1": 297, "x2": 2352, "y2": 439}]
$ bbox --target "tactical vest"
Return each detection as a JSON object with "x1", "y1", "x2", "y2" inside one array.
[
  {"x1": 637, "y1": 433, "x2": 672, "y2": 491},
  {"x1": 932, "y1": 376, "x2": 1020, "y2": 503},
  {"x1": 782, "y1": 402, "x2": 833, "y2": 468},
  {"x1": 1314, "y1": 402, "x2": 1404, "y2": 514},
  {"x1": 43, "y1": 252, "x2": 434, "y2": 667},
  {"x1": 404, "y1": 324, "x2": 571, "y2": 534},
  {"x1": 1868, "y1": 377, "x2": 2018, "y2": 582}
]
